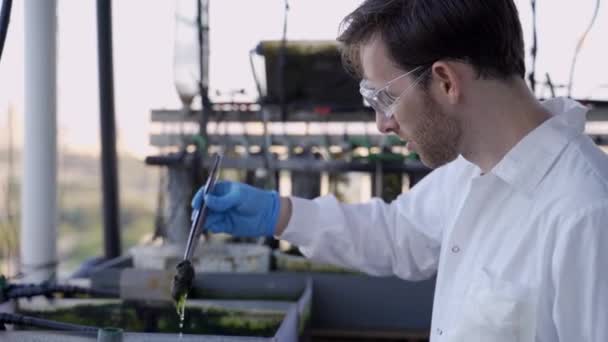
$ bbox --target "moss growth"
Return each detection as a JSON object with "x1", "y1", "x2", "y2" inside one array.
[
  {"x1": 18, "y1": 301, "x2": 283, "y2": 337},
  {"x1": 274, "y1": 251, "x2": 356, "y2": 274},
  {"x1": 259, "y1": 41, "x2": 340, "y2": 58},
  {"x1": 298, "y1": 304, "x2": 311, "y2": 335},
  {"x1": 19, "y1": 304, "x2": 144, "y2": 331},
  {"x1": 215, "y1": 314, "x2": 282, "y2": 336},
  {"x1": 258, "y1": 40, "x2": 361, "y2": 106}
]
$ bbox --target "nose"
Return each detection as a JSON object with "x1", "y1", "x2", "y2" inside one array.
[{"x1": 375, "y1": 111, "x2": 399, "y2": 134}]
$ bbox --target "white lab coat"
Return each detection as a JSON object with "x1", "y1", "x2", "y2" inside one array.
[{"x1": 280, "y1": 97, "x2": 608, "y2": 341}]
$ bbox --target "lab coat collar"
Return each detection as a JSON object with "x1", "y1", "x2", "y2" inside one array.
[{"x1": 490, "y1": 97, "x2": 589, "y2": 195}]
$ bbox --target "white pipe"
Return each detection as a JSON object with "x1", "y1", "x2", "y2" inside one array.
[{"x1": 21, "y1": 0, "x2": 57, "y2": 283}]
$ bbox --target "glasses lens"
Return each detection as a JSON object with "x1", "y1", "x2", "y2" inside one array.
[
  {"x1": 376, "y1": 91, "x2": 395, "y2": 111},
  {"x1": 360, "y1": 81, "x2": 397, "y2": 117}
]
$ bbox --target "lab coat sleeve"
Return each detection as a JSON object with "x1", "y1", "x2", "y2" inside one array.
[
  {"x1": 279, "y1": 168, "x2": 447, "y2": 281},
  {"x1": 551, "y1": 202, "x2": 608, "y2": 341}
]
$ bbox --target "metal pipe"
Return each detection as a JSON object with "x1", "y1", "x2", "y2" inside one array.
[
  {"x1": 183, "y1": 153, "x2": 222, "y2": 261},
  {"x1": 96, "y1": 0, "x2": 121, "y2": 259},
  {"x1": 22, "y1": 0, "x2": 58, "y2": 283}
]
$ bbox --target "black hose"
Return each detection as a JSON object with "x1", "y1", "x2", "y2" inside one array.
[
  {"x1": 545, "y1": 73, "x2": 556, "y2": 98},
  {"x1": 0, "y1": 312, "x2": 98, "y2": 334},
  {"x1": 0, "y1": 0, "x2": 13, "y2": 62},
  {"x1": 4, "y1": 284, "x2": 117, "y2": 302},
  {"x1": 197, "y1": 0, "x2": 212, "y2": 161}
]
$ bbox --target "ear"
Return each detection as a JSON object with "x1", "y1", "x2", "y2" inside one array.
[{"x1": 430, "y1": 61, "x2": 462, "y2": 105}]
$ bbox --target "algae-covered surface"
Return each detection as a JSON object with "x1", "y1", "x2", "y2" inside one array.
[
  {"x1": 273, "y1": 251, "x2": 356, "y2": 274},
  {"x1": 259, "y1": 40, "x2": 341, "y2": 58},
  {"x1": 258, "y1": 40, "x2": 361, "y2": 106},
  {"x1": 17, "y1": 299, "x2": 284, "y2": 337}
]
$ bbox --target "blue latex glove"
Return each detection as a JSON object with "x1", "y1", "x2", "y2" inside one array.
[{"x1": 191, "y1": 181, "x2": 280, "y2": 237}]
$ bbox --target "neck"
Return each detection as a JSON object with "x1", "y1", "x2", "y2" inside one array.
[{"x1": 459, "y1": 78, "x2": 552, "y2": 173}]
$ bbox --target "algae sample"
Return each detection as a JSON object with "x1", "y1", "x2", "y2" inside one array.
[
  {"x1": 274, "y1": 250, "x2": 356, "y2": 274},
  {"x1": 18, "y1": 300, "x2": 283, "y2": 337},
  {"x1": 176, "y1": 293, "x2": 188, "y2": 331}
]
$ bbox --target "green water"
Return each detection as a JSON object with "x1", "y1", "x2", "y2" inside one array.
[{"x1": 176, "y1": 293, "x2": 188, "y2": 337}]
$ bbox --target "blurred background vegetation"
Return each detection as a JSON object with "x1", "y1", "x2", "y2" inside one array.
[{"x1": 0, "y1": 139, "x2": 160, "y2": 278}]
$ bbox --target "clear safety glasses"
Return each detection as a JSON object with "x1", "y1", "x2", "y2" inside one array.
[{"x1": 359, "y1": 66, "x2": 428, "y2": 119}]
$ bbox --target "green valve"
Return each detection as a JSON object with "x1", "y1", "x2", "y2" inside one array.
[
  {"x1": 0, "y1": 275, "x2": 7, "y2": 303},
  {"x1": 348, "y1": 136, "x2": 371, "y2": 148},
  {"x1": 191, "y1": 135, "x2": 207, "y2": 151},
  {"x1": 368, "y1": 153, "x2": 405, "y2": 163},
  {"x1": 386, "y1": 135, "x2": 406, "y2": 146},
  {"x1": 407, "y1": 152, "x2": 420, "y2": 160}
]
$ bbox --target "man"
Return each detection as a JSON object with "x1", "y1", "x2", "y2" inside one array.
[{"x1": 193, "y1": 0, "x2": 608, "y2": 340}]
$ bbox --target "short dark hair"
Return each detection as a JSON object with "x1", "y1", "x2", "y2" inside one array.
[{"x1": 337, "y1": 0, "x2": 525, "y2": 83}]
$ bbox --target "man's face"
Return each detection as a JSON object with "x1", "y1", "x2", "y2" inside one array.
[{"x1": 359, "y1": 36, "x2": 461, "y2": 169}]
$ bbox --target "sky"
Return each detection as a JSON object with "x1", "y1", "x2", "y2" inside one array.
[{"x1": 0, "y1": 0, "x2": 606, "y2": 158}]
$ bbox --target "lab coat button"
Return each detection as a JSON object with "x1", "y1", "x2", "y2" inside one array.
[
  {"x1": 451, "y1": 245, "x2": 460, "y2": 253},
  {"x1": 436, "y1": 328, "x2": 443, "y2": 335}
]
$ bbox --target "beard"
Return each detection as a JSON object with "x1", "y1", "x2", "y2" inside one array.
[{"x1": 411, "y1": 93, "x2": 461, "y2": 169}]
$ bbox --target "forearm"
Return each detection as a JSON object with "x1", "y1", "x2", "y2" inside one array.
[
  {"x1": 276, "y1": 195, "x2": 439, "y2": 279},
  {"x1": 281, "y1": 196, "x2": 395, "y2": 275}
]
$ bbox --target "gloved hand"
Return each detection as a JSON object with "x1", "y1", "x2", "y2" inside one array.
[{"x1": 191, "y1": 181, "x2": 280, "y2": 237}]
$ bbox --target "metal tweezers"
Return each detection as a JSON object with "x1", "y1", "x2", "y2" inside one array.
[{"x1": 183, "y1": 153, "x2": 223, "y2": 261}]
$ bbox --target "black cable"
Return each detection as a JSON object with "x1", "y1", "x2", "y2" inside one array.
[
  {"x1": 152, "y1": 168, "x2": 166, "y2": 240},
  {"x1": 278, "y1": 0, "x2": 289, "y2": 121},
  {"x1": 0, "y1": 312, "x2": 99, "y2": 334},
  {"x1": 250, "y1": 49, "x2": 277, "y2": 190},
  {"x1": 567, "y1": 0, "x2": 601, "y2": 98},
  {"x1": 528, "y1": 0, "x2": 537, "y2": 94},
  {"x1": 197, "y1": 0, "x2": 211, "y2": 110},
  {"x1": 249, "y1": 50, "x2": 264, "y2": 99},
  {"x1": 0, "y1": 0, "x2": 12, "y2": 63},
  {"x1": 545, "y1": 73, "x2": 556, "y2": 98},
  {"x1": 197, "y1": 0, "x2": 212, "y2": 159},
  {"x1": 266, "y1": 0, "x2": 290, "y2": 189}
]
